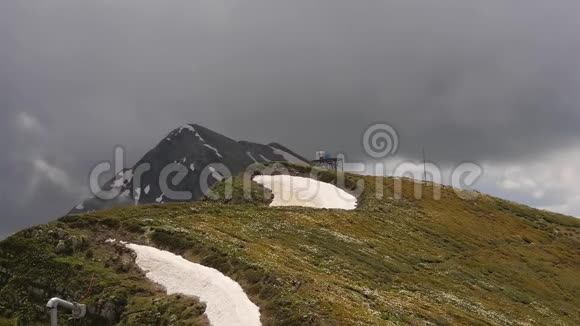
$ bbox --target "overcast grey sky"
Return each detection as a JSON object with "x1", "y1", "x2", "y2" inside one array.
[{"x1": 2, "y1": 0, "x2": 580, "y2": 238}]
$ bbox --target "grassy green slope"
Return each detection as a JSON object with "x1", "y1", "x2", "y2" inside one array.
[{"x1": 0, "y1": 164, "x2": 578, "y2": 325}]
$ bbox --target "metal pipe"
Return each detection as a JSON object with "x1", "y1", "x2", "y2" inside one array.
[{"x1": 46, "y1": 297, "x2": 87, "y2": 326}]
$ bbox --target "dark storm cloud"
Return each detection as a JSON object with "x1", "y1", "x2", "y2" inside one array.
[{"x1": 2, "y1": 0, "x2": 580, "y2": 237}]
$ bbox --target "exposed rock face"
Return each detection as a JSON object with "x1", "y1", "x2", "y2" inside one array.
[
  {"x1": 70, "y1": 124, "x2": 308, "y2": 214},
  {"x1": 54, "y1": 241, "x2": 66, "y2": 254}
]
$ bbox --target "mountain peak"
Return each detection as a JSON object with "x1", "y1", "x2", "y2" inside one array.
[{"x1": 70, "y1": 124, "x2": 309, "y2": 214}]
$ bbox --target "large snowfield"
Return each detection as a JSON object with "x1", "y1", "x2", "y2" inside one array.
[
  {"x1": 253, "y1": 175, "x2": 357, "y2": 210},
  {"x1": 125, "y1": 243, "x2": 261, "y2": 326}
]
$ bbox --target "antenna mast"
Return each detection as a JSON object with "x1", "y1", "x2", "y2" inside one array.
[{"x1": 422, "y1": 148, "x2": 427, "y2": 183}]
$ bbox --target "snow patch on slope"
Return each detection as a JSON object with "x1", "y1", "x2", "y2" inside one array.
[
  {"x1": 125, "y1": 243, "x2": 261, "y2": 326},
  {"x1": 253, "y1": 175, "x2": 357, "y2": 210},
  {"x1": 246, "y1": 152, "x2": 258, "y2": 163},
  {"x1": 194, "y1": 131, "x2": 205, "y2": 142},
  {"x1": 112, "y1": 169, "x2": 133, "y2": 188},
  {"x1": 176, "y1": 125, "x2": 205, "y2": 142},
  {"x1": 204, "y1": 144, "x2": 223, "y2": 158},
  {"x1": 209, "y1": 167, "x2": 224, "y2": 181},
  {"x1": 134, "y1": 188, "x2": 141, "y2": 204},
  {"x1": 177, "y1": 125, "x2": 196, "y2": 134}
]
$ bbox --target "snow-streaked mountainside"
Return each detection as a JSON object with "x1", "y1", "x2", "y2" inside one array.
[{"x1": 70, "y1": 124, "x2": 309, "y2": 214}]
